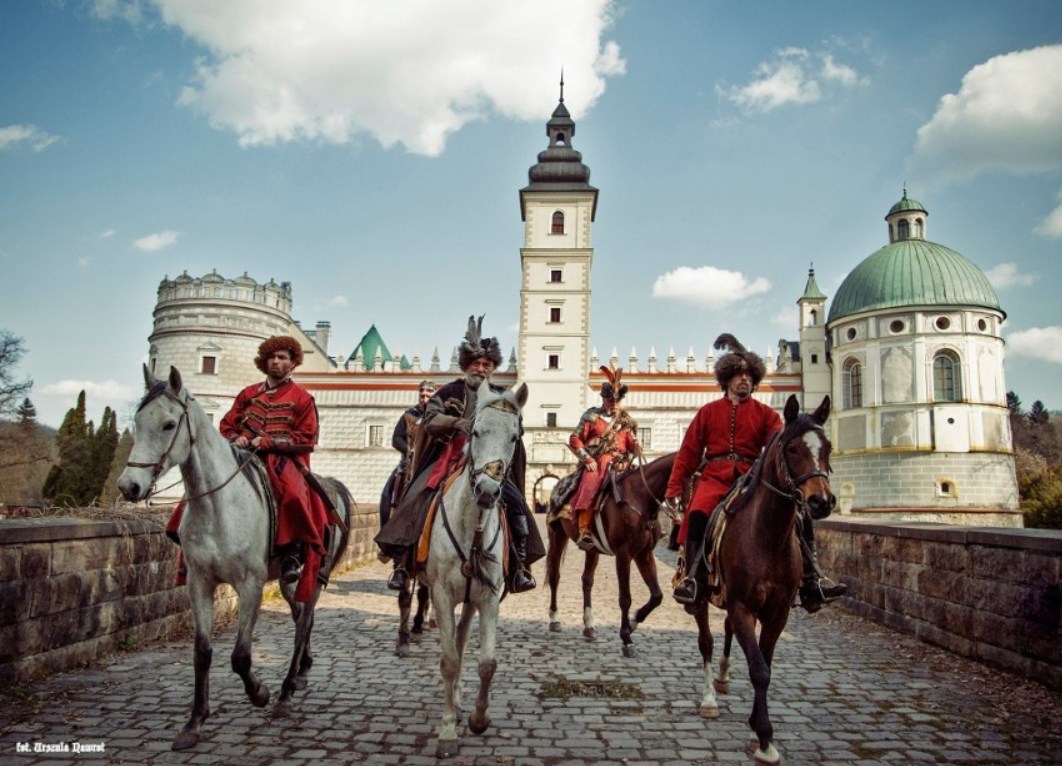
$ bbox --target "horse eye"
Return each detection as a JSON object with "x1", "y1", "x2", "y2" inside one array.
[{"x1": 163, "y1": 420, "x2": 178, "y2": 431}]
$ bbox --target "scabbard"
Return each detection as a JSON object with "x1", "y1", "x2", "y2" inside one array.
[{"x1": 297, "y1": 464, "x2": 348, "y2": 535}]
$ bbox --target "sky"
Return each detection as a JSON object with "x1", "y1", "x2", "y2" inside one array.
[{"x1": 2, "y1": 0, "x2": 1061, "y2": 429}]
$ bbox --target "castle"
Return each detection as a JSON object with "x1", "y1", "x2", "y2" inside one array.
[{"x1": 145, "y1": 92, "x2": 1020, "y2": 527}]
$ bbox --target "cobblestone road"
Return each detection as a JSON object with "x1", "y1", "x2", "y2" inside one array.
[{"x1": 3, "y1": 518, "x2": 1061, "y2": 765}]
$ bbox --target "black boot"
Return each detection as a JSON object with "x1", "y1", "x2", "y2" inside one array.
[
  {"x1": 797, "y1": 524, "x2": 847, "y2": 613},
  {"x1": 673, "y1": 540, "x2": 701, "y2": 605},
  {"x1": 280, "y1": 543, "x2": 303, "y2": 585},
  {"x1": 509, "y1": 517, "x2": 536, "y2": 593},
  {"x1": 387, "y1": 548, "x2": 409, "y2": 591}
]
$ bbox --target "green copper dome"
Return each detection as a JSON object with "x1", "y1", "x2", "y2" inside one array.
[
  {"x1": 828, "y1": 239, "x2": 1003, "y2": 322},
  {"x1": 887, "y1": 193, "x2": 926, "y2": 216}
]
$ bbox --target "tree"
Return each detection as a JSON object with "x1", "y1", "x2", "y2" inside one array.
[
  {"x1": 1029, "y1": 400, "x2": 1050, "y2": 426},
  {"x1": 100, "y1": 428, "x2": 134, "y2": 506},
  {"x1": 0, "y1": 330, "x2": 33, "y2": 419},
  {"x1": 42, "y1": 391, "x2": 96, "y2": 505},
  {"x1": 17, "y1": 397, "x2": 37, "y2": 426}
]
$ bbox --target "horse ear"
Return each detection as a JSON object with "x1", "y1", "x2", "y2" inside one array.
[
  {"x1": 168, "y1": 366, "x2": 183, "y2": 394},
  {"x1": 143, "y1": 363, "x2": 158, "y2": 390},
  {"x1": 784, "y1": 394, "x2": 800, "y2": 423},
  {"x1": 513, "y1": 382, "x2": 529, "y2": 410},
  {"x1": 813, "y1": 395, "x2": 831, "y2": 424}
]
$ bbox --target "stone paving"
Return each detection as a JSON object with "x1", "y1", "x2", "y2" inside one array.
[{"x1": 3, "y1": 518, "x2": 1061, "y2": 765}]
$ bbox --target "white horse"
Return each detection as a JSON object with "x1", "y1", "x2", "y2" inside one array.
[
  {"x1": 424, "y1": 382, "x2": 528, "y2": 759},
  {"x1": 117, "y1": 365, "x2": 351, "y2": 751}
]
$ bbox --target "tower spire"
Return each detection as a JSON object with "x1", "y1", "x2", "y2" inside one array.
[{"x1": 559, "y1": 69, "x2": 565, "y2": 102}]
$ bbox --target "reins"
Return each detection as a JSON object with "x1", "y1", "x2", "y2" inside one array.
[{"x1": 759, "y1": 421, "x2": 831, "y2": 519}]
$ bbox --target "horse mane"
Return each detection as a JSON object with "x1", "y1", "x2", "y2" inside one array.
[{"x1": 136, "y1": 380, "x2": 169, "y2": 412}]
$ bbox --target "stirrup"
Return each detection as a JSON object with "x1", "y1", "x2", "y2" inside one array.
[
  {"x1": 673, "y1": 577, "x2": 697, "y2": 605},
  {"x1": 280, "y1": 556, "x2": 303, "y2": 585},
  {"x1": 387, "y1": 567, "x2": 408, "y2": 591},
  {"x1": 510, "y1": 568, "x2": 537, "y2": 593},
  {"x1": 576, "y1": 532, "x2": 595, "y2": 551}
]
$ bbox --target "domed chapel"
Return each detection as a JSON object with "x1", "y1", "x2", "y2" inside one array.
[{"x1": 145, "y1": 96, "x2": 1020, "y2": 527}]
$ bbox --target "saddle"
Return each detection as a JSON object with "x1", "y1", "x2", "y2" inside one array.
[{"x1": 547, "y1": 465, "x2": 625, "y2": 524}]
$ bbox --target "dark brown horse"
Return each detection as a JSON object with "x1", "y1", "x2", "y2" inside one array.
[
  {"x1": 689, "y1": 394, "x2": 834, "y2": 765},
  {"x1": 546, "y1": 452, "x2": 675, "y2": 657}
]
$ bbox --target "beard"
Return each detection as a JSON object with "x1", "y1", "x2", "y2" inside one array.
[{"x1": 464, "y1": 372, "x2": 487, "y2": 390}]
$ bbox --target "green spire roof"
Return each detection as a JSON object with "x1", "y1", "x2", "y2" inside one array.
[
  {"x1": 801, "y1": 266, "x2": 827, "y2": 300},
  {"x1": 347, "y1": 324, "x2": 412, "y2": 371},
  {"x1": 887, "y1": 191, "x2": 927, "y2": 217}
]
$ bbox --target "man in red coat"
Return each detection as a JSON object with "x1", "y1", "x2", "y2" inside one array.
[
  {"x1": 568, "y1": 365, "x2": 640, "y2": 550},
  {"x1": 219, "y1": 335, "x2": 329, "y2": 603},
  {"x1": 665, "y1": 333, "x2": 846, "y2": 612}
]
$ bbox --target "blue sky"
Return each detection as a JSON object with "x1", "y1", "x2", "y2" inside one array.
[{"x1": 2, "y1": 0, "x2": 1061, "y2": 428}]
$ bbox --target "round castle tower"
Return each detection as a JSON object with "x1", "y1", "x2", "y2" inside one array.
[
  {"x1": 148, "y1": 270, "x2": 296, "y2": 422},
  {"x1": 825, "y1": 192, "x2": 1019, "y2": 525}
]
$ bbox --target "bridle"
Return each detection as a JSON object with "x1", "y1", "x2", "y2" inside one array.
[
  {"x1": 125, "y1": 386, "x2": 195, "y2": 492},
  {"x1": 761, "y1": 421, "x2": 831, "y2": 516}
]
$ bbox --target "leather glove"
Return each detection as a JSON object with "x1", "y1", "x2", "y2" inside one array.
[{"x1": 454, "y1": 418, "x2": 472, "y2": 435}]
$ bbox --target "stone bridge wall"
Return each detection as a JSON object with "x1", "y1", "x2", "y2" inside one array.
[
  {"x1": 817, "y1": 518, "x2": 1062, "y2": 690},
  {"x1": 0, "y1": 504, "x2": 379, "y2": 685}
]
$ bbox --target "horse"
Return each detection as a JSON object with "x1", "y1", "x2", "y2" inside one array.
[
  {"x1": 116, "y1": 365, "x2": 352, "y2": 751},
  {"x1": 423, "y1": 382, "x2": 528, "y2": 759},
  {"x1": 689, "y1": 394, "x2": 835, "y2": 765},
  {"x1": 546, "y1": 451, "x2": 675, "y2": 657}
]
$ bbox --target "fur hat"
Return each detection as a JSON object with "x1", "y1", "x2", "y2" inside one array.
[
  {"x1": 457, "y1": 315, "x2": 503, "y2": 371},
  {"x1": 255, "y1": 336, "x2": 303, "y2": 374},
  {"x1": 713, "y1": 333, "x2": 765, "y2": 389},
  {"x1": 599, "y1": 363, "x2": 629, "y2": 400}
]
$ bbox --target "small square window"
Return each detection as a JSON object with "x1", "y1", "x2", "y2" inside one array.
[
  {"x1": 548, "y1": 354, "x2": 560, "y2": 370},
  {"x1": 549, "y1": 307, "x2": 561, "y2": 323},
  {"x1": 368, "y1": 425, "x2": 384, "y2": 447},
  {"x1": 546, "y1": 412, "x2": 557, "y2": 428},
  {"x1": 201, "y1": 356, "x2": 217, "y2": 375},
  {"x1": 550, "y1": 269, "x2": 563, "y2": 283},
  {"x1": 640, "y1": 427, "x2": 652, "y2": 449}
]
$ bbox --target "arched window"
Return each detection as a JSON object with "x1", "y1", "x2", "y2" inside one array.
[
  {"x1": 843, "y1": 358, "x2": 863, "y2": 408},
  {"x1": 933, "y1": 350, "x2": 962, "y2": 402},
  {"x1": 914, "y1": 218, "x2": 924, "y2": 238},
  {"x1": 551, "y1": 211, "x2": 565, "y2": 234},
  {"x1": 897, "y1": 219, "x2": 909, "y2": 239}
]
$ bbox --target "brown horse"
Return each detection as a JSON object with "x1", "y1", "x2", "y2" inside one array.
[
  {"x1": 689, "y1": 394, "x2": 834, "y2": 765},
  {"x1": 546, "y1": 451, "x2": 675, "y2": 657}
]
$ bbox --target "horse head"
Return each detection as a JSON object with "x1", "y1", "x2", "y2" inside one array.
[
  {"x1": 777, "y1": 394, "x2": 836, "y2": 520},
  {"x1": 467, "y1": 382, "x2": 528, "y2": 509},
  {"x1": 117, "y1": 365, "x2": 196, "y2": 502}
]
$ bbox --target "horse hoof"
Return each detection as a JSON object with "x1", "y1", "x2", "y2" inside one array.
[
  {"x1": 250, "y1": 685, "x2": 270, "y2": 707},
  {"x1": 753, "y1": 743, "x2": 781, "y2": 765},
  {"x1": 582, "y1": 627, "x2": 596, "y2": 640},
  {"x1": 549, "y1": 621, "x2": 562, "y2": 633},
  {"x1": 698, "y1": 704, "x2": 720, "y2": 719},
  {"x1": 428, "y1": 618, "x2": 437, "y2": 629},
  {"x1": 172, "y1": 730, "x2": 199, "y2": 751},
  {"x1": 396, "y1": 643, "x2": 411, "y2": 658},
  {"x1": 436, "y1": 739, "x2": 459, "y2": 758},
  {"x1": 712, "y1": 679, "x2": 729, "y2": 695},
  {"x1": 468, "y1": 712, "x2": 491, "y2": 735},
  {"x1": 272, "y1": 700, "x2": 292, "y2": 719},
  {"x1": 622, "y1": 644, "x2": 636, "y2": 658}
]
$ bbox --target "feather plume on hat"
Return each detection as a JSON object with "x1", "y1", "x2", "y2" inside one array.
[
  {"x1": 713, "y1": 333, "x2": 766, "y2": 389},
  {"x1": 458, "y1": 314, "x2": 503, "y2": 371},
  {"x1": 599, "y1": 362, "x2": 629, "y2": 400}
]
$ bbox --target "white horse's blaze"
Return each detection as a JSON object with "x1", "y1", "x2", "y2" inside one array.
[{"x1": 801, "y1": 430, "x2": 825, "y2": 468}]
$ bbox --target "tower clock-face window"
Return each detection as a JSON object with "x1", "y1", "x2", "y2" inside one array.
[{"x1": 551, "y1": 211, "x2": 565, "y2": 234}]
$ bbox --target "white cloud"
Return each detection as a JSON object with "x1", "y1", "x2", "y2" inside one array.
[
  {"x1": 324, "y1": 295, "x2": 348, "y2": 308},
  {"x1": 1007, "y1": 326, "x2": 1062, "y2": 364},
  {"x1": 717, "y1": 46, "x2": 865, "y2": 114},
  {"x1": 984, "y1": 262, "x2": 1035, "y2": 288},
  {"x1": 133, "y1": 230, "x2": 179, "y2": 252},
  {"x1": 78, "y1": 256, "x2": 91, "y2": 268},
  {"x1": 913, "y1": 45, "x2": 1062, "y2": 182},
  {"x1": 652, "y1": 266, "x2": 771, "y2": 308},
  {"x1": 100, "y1": 229, "x2": 117, "y2": 238},
  {"x1": 122, "y1": 0, "x2": 627, "y2": 156},
  {"x1": 88, "y1": 0, "x2": 144, "y2": 24},
  {"x1": 1036, "y1": 188, "x2": 1062, "y2": 238},
  {"x1": 40, "y1": 379, "x2": 139, "y2": 410},
  {"x1": 0, "y1": 123, "x2": 61, "y2": 152}
]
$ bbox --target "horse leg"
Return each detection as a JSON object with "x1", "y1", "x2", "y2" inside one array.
[
  {"x1": 693, "y1": 600, "x2": 719, "y2": 719},
  {"x1": 631, "y1": 548, "x2": 664, "y2": 627},
  {"x1": 546, "y1": 521, "x2": 566, "y2": 632},
  {"x1": 616, "y1": 554, "x2": 637, "y2": 657},
  {"x1": 274, "y1": 589, "x2": 319, "y2": 718},
  {"x1": 433, "y1": 590, "x2": 461, "y2": 759},
  {"x1": 172, "y1": 576, "x2": 216, "y2": 751},
  {"x1": 411, "y1": 583, "x2": 430, "y2": 638},
  {"x1": 229, "y1": 577, "x2": 271, "y2": 709},
  {"x1": 396, "y1": 577, "x2": 414, "y2": 658},
  {"x1": 467, "y1": 597, "x2": 497, "y2": 736},
  {"x1": 730, "y1": 606, "x2": 779, "y2": 765},
  {"x1": 581, "y1": 550, "x2": 600, "y2": 640},
  {"x1": 715, "y1": 615, "x2": 733, "y2": 694}
]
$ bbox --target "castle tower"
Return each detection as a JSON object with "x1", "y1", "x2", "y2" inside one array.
[
  {"x1": 798, "y1": 266, "x2": 831, "y2": 407},
  {"x1": 825, "y1": 191, "x2": 1018, "y2": 524},
  {"x1": 518, "y1": 77, "x2": 598, "y2": 466}
]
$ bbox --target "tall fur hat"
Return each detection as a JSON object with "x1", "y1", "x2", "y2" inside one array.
[
  {"x1": 255, "y1": 335, "x2": 304, "y2": 374},
  {"x1": 599, "y1": 363, "x2": 629, "y2": 400},
  {"x1": 457, "y1": 315, "x2": 503, "y2": 371},
  {"x1": 713, "y1": 333, "x2": 765, "y2": 389}
]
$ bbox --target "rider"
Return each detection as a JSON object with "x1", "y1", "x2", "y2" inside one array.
[
  {"x1": 218, "y1": 335, "x2": 330, "y2": 602},
  {"x1": 379, "y1": 380, "x2": 436, "y2": 533},
  {"x1": 374, "y1": 315, "x2": 542, "y2": 594},
  {"x1": 664, "y1": 333, "x2": 847, "y2": 613},
  {"x1": 568, "y1": 365, "x2": 640, "y2": 550}
]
